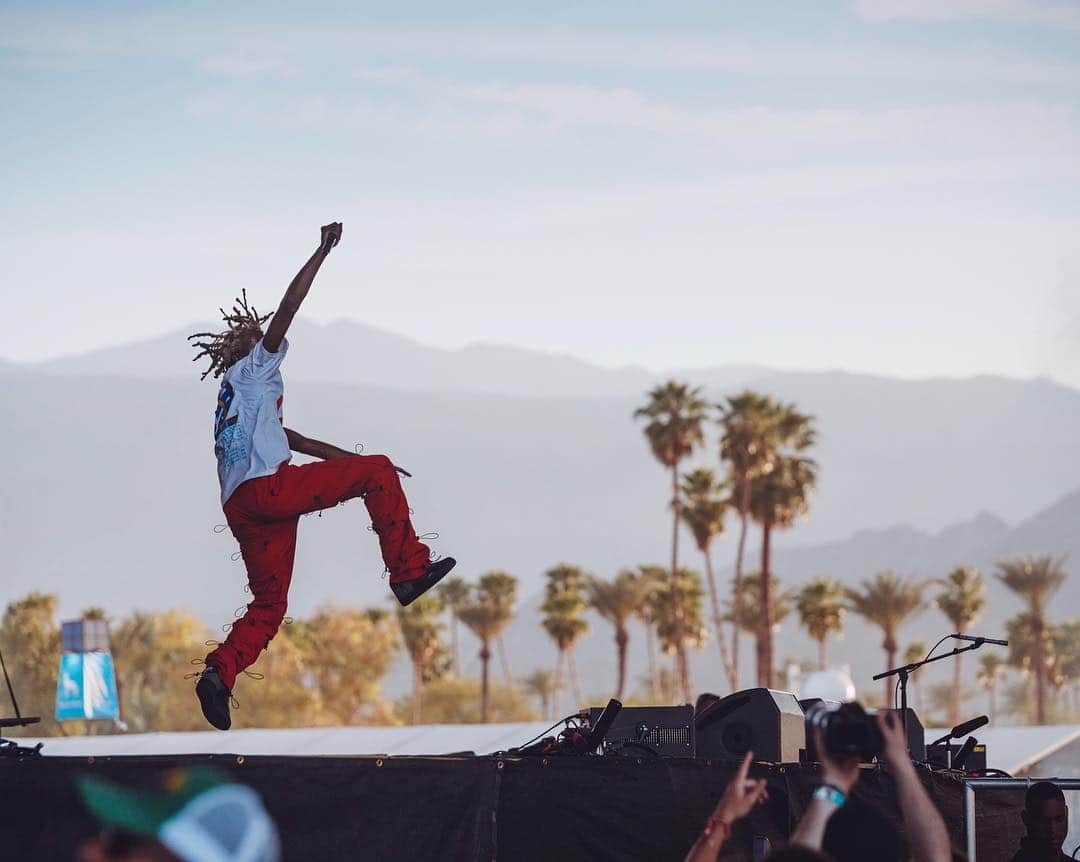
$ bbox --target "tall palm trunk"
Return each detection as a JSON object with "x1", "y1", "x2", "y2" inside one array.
[
  {"x1": 731, "y1": 474, "x2": 750, "y2": 689},
  {"x1": 1033, "y1": 611, "x2": 1047, "y2": 724},
  {"x1": 497, "y1": 634, "x2": 513, "y2": 687},
  {"x1": 644, "y1": 622, "x2": 659, "y2": 701},
  {"x1": 670, "y1": 464, "x2": 690, "y2": 701},
  {"x1": 817, "y1": 637, "x2": 827, "y2": 671},
  {"x1": 568, "y1": 648, "x2": 585, "y2": 708},
  {"x1": 883, "y1": 634, "x2": 897, "y2": 706},
  {"x1": 479, "y1": 642, "x2": 491, "y2": 723},
  {"x1": 988, "y1": 681, "x2": 996, "y2": 724},
  {"x1": 450, "y1": 616, "x2": 460, "y2": 677},
  {"x1": 703, "y1": 546, "x2": 736, "y2": 690},
  {"x1": 758, "y1": 519, "x2": 775, "y2": 688},
  {"x1": 552, "y1": 648, "x2": 565, "y2": 717},
  {"x1": 615, "y1": 627, "x2": 629, "y2": 700},
  {"x1": 412, "y1": 663, "x2": 423, "y2": 724}
]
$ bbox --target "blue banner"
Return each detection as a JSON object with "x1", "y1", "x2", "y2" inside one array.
[{"x1": 55, "y1": 652, "x2": 120, "y2": 721}]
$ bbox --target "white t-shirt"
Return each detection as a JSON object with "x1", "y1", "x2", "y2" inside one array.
[{"x1": 213, "y1": 337, "x2": 292, "y2": 504}]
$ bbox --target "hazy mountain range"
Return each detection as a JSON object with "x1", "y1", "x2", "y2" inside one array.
[{"x1": 3, "y1": 318, "x2": 1078, "y2": 703}]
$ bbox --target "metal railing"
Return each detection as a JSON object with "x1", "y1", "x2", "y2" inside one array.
[{"x1": 963, "y1": 777, "x2": 1080, "y2": 860}]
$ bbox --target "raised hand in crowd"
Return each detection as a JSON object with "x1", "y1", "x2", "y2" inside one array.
[{"x1": 684, "y1": 750, "x2": 769, "y2": 862}]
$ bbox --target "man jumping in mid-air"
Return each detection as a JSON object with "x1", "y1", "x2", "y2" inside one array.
[{"x1": 188, "y1": 222, "x2": 455, "y2": 730}]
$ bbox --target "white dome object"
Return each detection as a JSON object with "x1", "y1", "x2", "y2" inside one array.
[{"x1": 800, "y1": 670, "x2": 856, "y2": 702}]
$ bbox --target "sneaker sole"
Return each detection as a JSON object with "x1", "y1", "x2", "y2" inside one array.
[{"x1": 393, "y1": 557, "x2": 457, "y2": 606}]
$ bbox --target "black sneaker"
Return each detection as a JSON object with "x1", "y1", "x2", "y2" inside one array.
[
  {"x1": 391, "y1": 557, "x2": 457, "y2": 607},
  {"x1": 196, "y1": 666, "x2": 232, "y2": 731}
]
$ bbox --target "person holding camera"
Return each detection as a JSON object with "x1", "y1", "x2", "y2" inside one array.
[{"x1": 792, "y1": 710, "x2": 952, "y2": 862}]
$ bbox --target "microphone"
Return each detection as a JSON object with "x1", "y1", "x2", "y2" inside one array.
[
  {"x1": 586, "y1": 699, "x2": 623, "y2": 752},
  {"x1": 950, "y1": 715, "x2": 989, "y2": 739},
  {"x1": 951, "y1": 634, "x2": 1008, "y2": 647},
  {"x1": 953, "y1": 736, "x2": 979, "y2": 770}
]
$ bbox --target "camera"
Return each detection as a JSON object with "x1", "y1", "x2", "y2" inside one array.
[{"x1": 804, "y1": 700, "x2": 883, "y2": 761}]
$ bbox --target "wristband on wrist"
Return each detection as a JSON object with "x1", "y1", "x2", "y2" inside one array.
[
  {"x1": 702, "y1": 815, "x2": 731, "y2": 840},
  {"x1": 812, "y1": 782, "x2": 847, "y2": 807}
]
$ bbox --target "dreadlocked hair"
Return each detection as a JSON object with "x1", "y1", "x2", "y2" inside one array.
[{"x1": 187, "y1": 289, "x2": 272, "y2": 380}]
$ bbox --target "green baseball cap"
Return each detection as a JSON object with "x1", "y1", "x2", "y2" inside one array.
[{"x1": 78, "y1": 766, "x2": 280, "y2": 862}]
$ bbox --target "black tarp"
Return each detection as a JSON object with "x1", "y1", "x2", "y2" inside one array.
[{"x1": 0, "y1": 753, "x2": 1027, "y2": 860}]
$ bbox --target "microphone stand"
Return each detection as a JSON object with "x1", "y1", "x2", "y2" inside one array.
[{"x1": 873, "y1": 639, "x2": 989, "y2": 755}]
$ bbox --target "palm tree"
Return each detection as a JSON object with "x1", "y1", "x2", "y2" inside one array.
[
  {"x1": 716, "y1": 391, "x2": 779, "y2": 688},
  {"x1": 541, "y1": 564, "x2": 590, "y2": 713},
  {"x1": 634, "y1": 565, "x2": 667, "y2": 701},
  {"x1": 586, "y1": 570, "x2": 646, "y2": 700},
  {"x1": 995, "y1": 555, "x2": 1067, "y2": 724},
  {"x1": 796, "y1": 577, "x2": 846, "y2": 670},
  {"x1": 457, "y1": 572, "x2": 518, "y2": 723},
  {"x1": 725, "y1": 573, "x2": 795, "y2": 640},
  {"x1": 847, "y1": 571, "x2": 927, "y2": 705},
  {"x1": 680, "y1": 468, "x2": 735, "y2": 689},
  {"x1": 522, "y1": 669, "x2": 559, "y2": 720},
  {"x1": 635, "y1": 381, "x2": 707, "y2": 700},
  {"x1": 437, "y1": 577, "x2": 470, "y2": 676},
  {"x1": 935, "y1": 566, "x2": 986, "y2": 724},
  {"x1": 481, "y1": 571, "x2": 518, "y2": 687},
  {"x1": 976, "y1": 652, "x2": 1006, "y2": 723},
  {"x1": 652, "y1": 568, "x2": 708, "y2": 698},
  {"x1": 748, "y1": 452, "x2": 817, "y2": 687},
  {"x1": 396, "y1": 593, "x2": 449, "y2": 723}
]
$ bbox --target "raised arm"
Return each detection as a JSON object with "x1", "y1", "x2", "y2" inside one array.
[
  {"x1": 263, "y1": 222, "x2": 342, "y2": 353},
  {"x1": 683, "y1": 751, "x2": 768, "y2": 862},
  {"x1": 877, "y1": 712, "x2": 952, "y2": 862}
]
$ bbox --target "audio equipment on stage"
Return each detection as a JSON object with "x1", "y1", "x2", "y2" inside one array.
[
  {"x1": 927, "y1": 740, "x2": 987, "y2": 772},
  {"x1": 927, "y1": 714, "x2": 987, "y2": 769},
  {"x1": 588, "y1": 704, "x2": 695, "y2": 757},
  {"x1": 696, "y1": 688, "x2": 805, "y2": 763},
  {"x1": 1, "y1": 646, "x2": 41, "y2": 757},
  {"x1": 586, "y1": 699, "x2": 623, "y2": 752}
]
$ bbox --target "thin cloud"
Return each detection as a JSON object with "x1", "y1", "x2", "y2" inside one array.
[
  {"x1": 853, "y1": 0, "x2": 1080, "y2": 31},
  {"x1": 3, "y1": 12, "x2": 1080, "y2": 86}
]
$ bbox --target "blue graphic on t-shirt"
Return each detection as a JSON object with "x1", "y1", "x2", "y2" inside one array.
[
  {"x1": 214, "y1": 381, "x2": 235, "y2": 439},
  {"x1": 213, "y1": 380, "x2": 247, "y2": 467}
]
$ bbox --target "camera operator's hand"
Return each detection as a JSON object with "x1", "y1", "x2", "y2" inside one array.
[
  {"x1": 876, "y1": 710, "x2": 909, "y2": 771},
  {"x1": 813, "y1": 726, "x2": 860, "y2": 794}
]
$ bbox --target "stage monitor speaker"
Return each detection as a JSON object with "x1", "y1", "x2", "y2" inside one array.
[
  {"x1": 588, "y1": 705, "x2": 694, "y2": 757},
  {"x1": 696, "y1": 688, "x2": 805, "y2": 764}
]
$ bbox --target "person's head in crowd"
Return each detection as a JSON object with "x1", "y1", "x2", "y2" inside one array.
[
  {"x1": 695, "y1": 692, "x2": 720, "y2": 722},
  {"x1": 76, "y1": 766, "x2": 280, "y2": 862},
  {"x1": 1019, "y1": 781, "x2": 1068, "y2": 860},
  {"x1": 822, "y1": 796, "x2": 904, "y2": 862}
]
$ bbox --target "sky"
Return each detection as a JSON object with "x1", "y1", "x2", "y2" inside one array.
[{"x1": 2, "y1": 0, "x2": 1079, "y2": 383}]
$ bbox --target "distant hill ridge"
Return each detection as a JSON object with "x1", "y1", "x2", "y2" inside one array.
[{"x1": 12, "y1": 316, "x2": 1060, "y2": 399}]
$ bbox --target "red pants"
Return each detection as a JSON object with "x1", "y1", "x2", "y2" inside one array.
[{"x1": 206, "y1": 456, "x2": 430, "y2": 688}]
